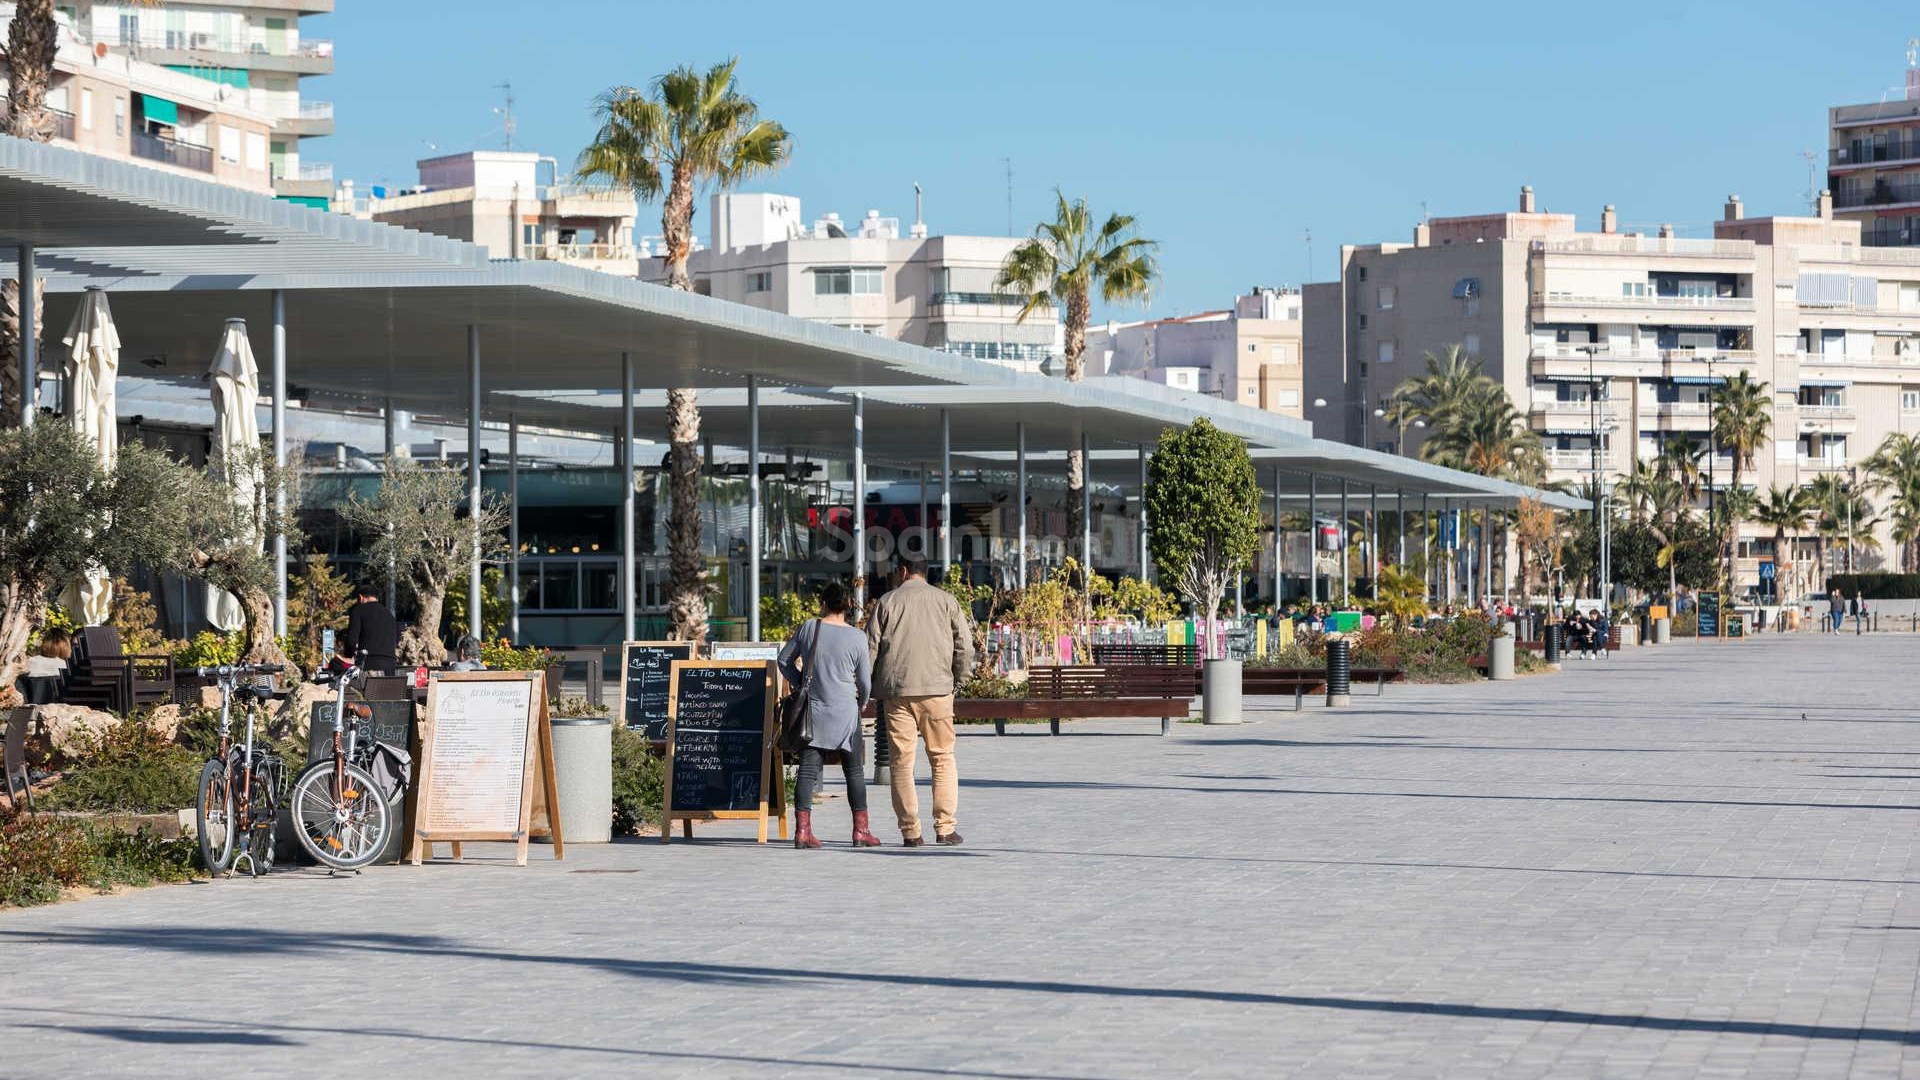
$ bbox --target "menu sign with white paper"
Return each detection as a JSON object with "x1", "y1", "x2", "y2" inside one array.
[{"x1": 421, "y1": 677, "x2": 533, "y2": 834}]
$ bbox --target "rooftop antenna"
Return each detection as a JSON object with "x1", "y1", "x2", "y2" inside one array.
[
  {"x1": 1908, "y1": 38, "x2": 1920, "y2": 101},
  {"x1": 1800, "y1": 150, "x2": 1821, "y2": 213},
  {"x1": 492, "y1": 81, "x2": 516, "y2": 151},
  {"x1": 1302, "y1": 228, "x2": 1314, "y2": 283},
  {"x1": 911, "y1": 181, "x2": 926, "y2": 239},
  {"x1": 1003, "y1": 157, "x2": 1014, "y2": 237}
]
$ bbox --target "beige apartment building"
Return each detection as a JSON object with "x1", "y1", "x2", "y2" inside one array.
[
  {"x1": 677, "y1": 193, "x2": 1060, "y2": 373},
  {"x1": 358, "y1": 151, "x2": 640, "y2": 276},
  {"x1": 1083, "y1": 287, "x2": 1305, "y2": 417},
  {"x1": 60, "y1": 0, "x2": 337, "y2": 203},
  {"x1": 0, "y1": 5, "x2": 278, "y2": 193},
  {"x1": 1827, "y1": 61, "x2": 1920, "y2": 248},
  {"x1": 1306, "y1": 185, "x2": 1920, "y2": 598}
]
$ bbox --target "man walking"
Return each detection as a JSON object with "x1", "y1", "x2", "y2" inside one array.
[
  {"x1": 867, "y1": 557, "x2": 975, "y2": 846},
  {"x1": 344, "y1": 583, "x2": 400, "y2": 674}
]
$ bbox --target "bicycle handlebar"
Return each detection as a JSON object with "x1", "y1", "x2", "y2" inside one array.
[{"x1": 193, "y1": 663, "x2": 286, "y2": 678}]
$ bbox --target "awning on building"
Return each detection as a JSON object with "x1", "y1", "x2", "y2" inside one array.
[
  {"x1": 1799, "y1": 378, "x2": 1852, "y2": 388},
  {"x1": 136, "y1": 94, "x2": 179, "y2": 126},
  {"x1": 1670, "y1": 375, "x2": 1726, "y2": 386},
  {"x1": 1532, "y1": 372, "x2": 1606, "y2": 383}
]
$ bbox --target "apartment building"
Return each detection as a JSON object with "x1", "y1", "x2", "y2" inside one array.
[
  {"x1": 678, "y1": 193, "x2": 1061, "y2": 373},
  {"x1": 1083, "y1": 287, "x2": 1305, "y2": 417},
  {"x1": 1827, "y1": 58, "x2": 1920, "y2": 247},
  {"x1": 59, "y1": 0, "x2": 335, "y2": 203},
  {"x1": 0, "y1": 5, "x2": 277, "y2": 192},
  {"x1": 1305, "y1": 185, "x2": 1920, "y2": 596},
  {"x1": 358, "y1": 151, "x2": 639, "y2": 274}
]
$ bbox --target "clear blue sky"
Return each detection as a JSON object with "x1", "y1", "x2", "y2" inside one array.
[{"x1": 317, "y1": 0, "x2": 1918, "y2": 320}]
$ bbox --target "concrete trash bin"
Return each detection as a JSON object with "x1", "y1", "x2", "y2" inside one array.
[
  {"x1": 1202, "y1": 659, "x2": 1243, "y2": 725},
  {"x1": 1653, "y1": 617, "x2": 1671, "y2": 645},
  {"x1": 1489, "y1": 625, "x2": 1516, "y2": 681},
  {"x1": 549, "y1": 716, "x2": 612, "y2": 844}
]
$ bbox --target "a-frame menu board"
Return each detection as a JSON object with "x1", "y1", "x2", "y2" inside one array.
[
  {"x1": 661, "y1": 660, "x2": 777, "y2": 843},
  {"x1": 409, "y1": 671, "x2": 563, "y2": 866}
]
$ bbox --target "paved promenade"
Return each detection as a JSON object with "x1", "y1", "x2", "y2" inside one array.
[{"x1": 6, "y1": 634, "x2": 1920, "y2": 1078}]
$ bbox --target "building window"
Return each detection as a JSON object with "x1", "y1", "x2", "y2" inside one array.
[
  {"x1": 245, "y1": 131, "x2": 265, "y2": 170},
  {"x1": 113, "y1": 97, "x2": 126, "y2": 136},
  {"x1": 1273, "y1": 345, "x2": 1295, "y2": 363},
  {"x1": 521, "y1": 223, "x2": 543, "y2": 247},
  {"x1": 1358, "y1": 314, "x2": 1368, "y2": 330},
  {"x1": 813, "y1": 266, "x2": 883, "y2": 295},
  {"x1": 1464, "y1": 333, "x2": 1481, "y2": 355},
  {"x1": 746, "y1": 271, "x2": 772, "y2": 293},
  {"x1": 1621, "y1": 281, "x2": 1648, "y2": 298},
  {"x1": 1904, "y1": 390, "x2": 1920, "y2": 412},
  {"x1": 1278, "y1": 389, "x2": 1300, "y2": 407},
  {"x1": 80, "y1": 87, "x2": 93, "y2": 131},
  {"x1": 1378, "y1": 285, "x2": 1396, "y2": 310},
  {"x1": 1247, "y1": 343, "x2": 1258, "y2": 352},
  {"x1": 1378, "y1": 341, "x2": 1396, "y2": 364},
  {"x1": 1357, "y1": 266, "x2": 1368, "y2": 282},
  {"x1": 218, "y1": 125, "x2": 240, "y2": 164}
]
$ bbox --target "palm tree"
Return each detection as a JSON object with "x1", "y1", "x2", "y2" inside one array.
[
  {"x1": 1710, "y1": 372, "x2": 1771, "y2": 587},
  {"x1": 1421, "y1": 381, "x2": 1543, "y2": 601},
  {"x1": 1751, "y1": 485, "x2": 1811, "y2": 601},
  {"x1": 1863, "y1": 432, "x2": 1920, "y2": 572},
  {"x1": 4, "y1": 0, "x2": 61, "y2": 141},
  {"x1": 1657, "y1": 436, "x2": 1706, "y2": 507},
  {"x1": 1615, "y1": 458, "x2": 1664, "y2": 526},
  {"x1": 996, "y1": 193, "x2": 1157, "y2": 572},
  {"x1": 578, "y1": 59, "x2": 790, "y2": 642},
  {"x1": 1387, "y1": 344, "x2": 1486, "y2": 436}
]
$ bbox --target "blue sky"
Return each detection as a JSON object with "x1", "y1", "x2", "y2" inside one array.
[{"x1": 318, "y1": 0, "x2": 1918, "y2": 319}]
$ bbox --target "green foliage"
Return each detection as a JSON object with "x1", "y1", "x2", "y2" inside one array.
[
  {"x1": 80, "y1": 824, "x2": 199, "y2": 890},
  {"x1": 958, "y1": 670, "x2": 1022, "y2": 699},
  {"x1": 1146, "y1": 418, "x2": 1261, "y2": 626},
  {"x1": 171, "y1": 630, "x2": 241, "y2": 670},
  {"x1": 577, "y1": 59, "x2": 793, "y2": 206},
  {"x1": 481, "y1": 638, "x2": 552, "y2": 672},
  {"x1": 1371, "y1": 565, "x2": 1428, "y2": 623},
  {"x1": 0, "y1": 809, "x2": 91, "y2": 906},
  {"x1": 611, "y1": 727, "x2": 667, "y2": 836},
  {"x1": 760, "y1": 590, "x2": 815, "y2": 642},
  {"x1": 286, "y1": 554, "x2": 353, "y2": 673},
  {"x1": 1251, "y1": 613, "x2": 1498, "y2": 684},
  {"x1": 107, "y1": 576, "x2": 167, "y2": 657},
  {"x1": 995, "y1": 191, "x2": 1159, "y2": 378},
  {"x1": 1826, "y1": 573, "x2": 1920, "y2": 599},
  {"x1": 41, "y1": 712, "x2": 202, "y2": 813},
  {"x1": 444, "y1": 565, "x2": 513, "y2": 642},
  {"x1": 1102, "y1": 576, "x2": 1179, "y2": 623},
  {"x1": 551, "y1": 696, "x2": 611, "y2": 718}
]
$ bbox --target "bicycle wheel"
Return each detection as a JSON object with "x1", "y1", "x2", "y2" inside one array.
[
  {"x1": 195, "y1": 757, "x2": 235, "y2": 875},
  {"x1": 244, "y1": 755, "x2": 284, "y2": 877},
  {"x1": 288, "y1": 760, "x2": 391, "y2": 870}
]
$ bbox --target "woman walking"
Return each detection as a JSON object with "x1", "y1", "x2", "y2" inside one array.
[{"x1": 777, "y1": 582, "x2": 880, "y2": 849}]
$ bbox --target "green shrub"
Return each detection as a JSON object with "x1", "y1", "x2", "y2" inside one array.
[
  {"x1": 481, "y1": 639, "x2": 552, "y2": 672},
  {"x1": 551, "y1": 696, "x2": 610, "y2": 718},
  {"x1": 81, "y1": 823, "x2": 199, "y2": 890},
  {"x1": 171, "y1": 630, "x2": 241, "y2": 670},
  {"x1": 760, "y1": 591, "x2": 815, "y2": 642},
  {"x1": 610, "y1": 727, "x2": 666, "y2": 836},
  {"x1": 1250, "y1": 614, "x2": 1496, "y2": 683},
  {"x1": 42, "y1": 713, "x2": 200, "y2": 813},
  {"x1": 958, "y1": 671, "x2": 1022, "y2": 699},
  {"x1": 0, "y1": 809, "x2": 91, "y2": 907}
]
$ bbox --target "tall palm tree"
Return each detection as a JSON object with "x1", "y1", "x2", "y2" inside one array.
[
  {"x1": 1657, "y1": 436, "x2": 1706, "y2": 507},
  {"x1": 578, "y1": 59, "x2": 790, "y2": 642},
  {"x1": 1421, "y1": 381, "x2": 1542, "y2": 601},
  {"x1": 1387, "y1": 344, "x2": 1486, "y2": 437},
  {"x1": 1615, "y1": 458, "x2": 1664, "y2": 526},
  {"x1": 4, "y1": 0, "x2": 61, "y2": 141},
  {"x1": 996, "y1": 193, "x2": 1157, "y2": 571},
  {"x1": 1751, "y1": 484, "x2": 1811, "y2": 601},
  {"x1": 1863, "y1": 432, "x2": 1920, "y2": 572},
  {"x1": 1709, "y1": 372, "x2": 1771, "y2": 587}
]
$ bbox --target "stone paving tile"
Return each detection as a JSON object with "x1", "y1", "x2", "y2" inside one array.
[{"x1": 4, "y1": 634, "x2": 1920, "y2": 1077}]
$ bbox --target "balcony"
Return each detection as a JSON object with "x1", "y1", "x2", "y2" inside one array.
[
  {"x1": 1794, "y1": 243, "x2": 1920, "y2": 267},
  {"x1": 130, "y1": 131, "x2": 212, "y2": 173},
  {"x1": 1797, "y1": 403, "x2": 1857, "y2": 424},
  {"x1": 1638, "y1": 401, "x2": 1711, "y2": 427},
  {"x1": 1862, "y1": 227, "x2": 1920, "y2": 248},
  {"x1": 1834, "y1": 181, "x2": 1920, "y2": 211},
  {"x1": 1830, "y1": 138, "x2": 1920, "y2": 170},
  {"x1": 100, "y1": 25, "x2": 336, "y2": 74},
  {"x1": 278, "y1": 99, "x2": 334, "y2": 136},
  {"x1": 1792, "y1": 349, "x2": 1920, "y2": 369},
  {"x1": 1532, "y1": 291, "x2": 1756, "y2": 315},
  {"x1": 525, "y1": 243, "x2": 638, "y2": 265},
  {"x1": 1797, "y1": 456, "x2": 1852, "y2": 471},
  {"x1": 1533, "y1": 235, "x2": 1754, "y2": 258},
  {"x1": 1545, "y1": 448, "x2": 1603, "y2": 471},
  {"x1": 48, "y1": 107, "x2": 74, "y2": 142}
]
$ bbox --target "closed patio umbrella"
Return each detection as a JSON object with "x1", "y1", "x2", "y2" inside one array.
[
  {"x1": 61, "y1": 287, "x2": 119, "y2": 625},
  {"x1": 207, "y1": 318, "x2": 262, "y2": 633}
]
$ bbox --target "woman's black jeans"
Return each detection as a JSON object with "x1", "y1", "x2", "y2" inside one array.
[{"x1": 795, "y1": 743, "x2": 867, "y2": 813}]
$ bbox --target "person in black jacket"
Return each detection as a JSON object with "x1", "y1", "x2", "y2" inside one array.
[{"x1": 343, "y1": 584, "x2": 400, "y2": 674}]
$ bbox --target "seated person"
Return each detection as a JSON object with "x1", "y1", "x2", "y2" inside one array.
[
  {"x1": 20, "y1": 629, "x2": 70, "y2": 703},
  {"x1": 324, "y1": 642, "x2": 355, "y2": 678},
  {"x1": 449, "y1": 635, "x2": 487, "y2": 672}
]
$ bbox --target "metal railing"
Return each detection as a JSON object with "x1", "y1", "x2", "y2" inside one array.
[
  {"x1": 298, "y1": 100, "x2": 333, "y2": 119},
  {"x1": 1831, "y1": 139, "x2": 1920, "y2": 168},
  {"x1": 1834, "y1": 182, "x2": 1920, "y2": 209},
  {"x1": 1862, "y1": 228, "x2": 1920, "y2": 249},
  {"x1": 525, "y1": 243, "x2": 638, "y2": 262},
  {"x1": 1797, "y1": 403, "x2": 1855, "y2": 419},
  {"x1": 1533, "y1": 291, "x2": 1756, "y2": 312},
  {"x1": 131, "y1": 130, "x2": 212, "y2": 173},
  {"x1": 48, "y1": 107, "x2": 74, "y2": 141},
  {"x1": 296, "y1": 161, "x2": 332, "y2": 181},
  {"x1": 1534, "y1": 235, "x2": 1754, "y2": 258},
  {"x1": 931, "y1": 292, "x2": 1029, "y2": 307},
  {"x1": 91, "y1": 24, "x2": 334, "y2": 60}
]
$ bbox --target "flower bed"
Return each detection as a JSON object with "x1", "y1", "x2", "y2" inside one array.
[{"x1": 1252, "y1": 615, "x2": 1499, "y2": 684}]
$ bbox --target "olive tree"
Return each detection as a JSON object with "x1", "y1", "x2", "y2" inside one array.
[
  {"x1": 343, "y1": 460, "x2": 509, "y2": 666},
  {"x1": 1145, "y1": 417, "x2": 1260, "y2": 659},
  {"x1": 0, "y1": 422, "x2": 200, "y2": 690},
  {"x1": 185, "y1": 448, "x2": 297, "y2": 669}
]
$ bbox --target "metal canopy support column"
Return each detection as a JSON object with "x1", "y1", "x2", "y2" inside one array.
[
  {"x1": 1016, "y1": 423, "x2": 1028, "y2": 589},
  {"x1": 1307, "y1": 474, "x2": 1319, "y2": 604},
  {"x1": 747, "y1": 375, "x2": 761, "y2": 642},
  {"x1": 1369, "y1": 484, "x2": 1380, "y2": 600},
  {"x1": 939, "y1": 408, "x2": 952, "y2": 573},
  {"x1": 1137, "y1": 445, "x2": 1149, "y2": 582},
  {"x1": 1272, "y1": 469, "x2": 1283, "y2": 607},
  {"x1": 1080, "y1": 430, "x2": 1092, "y2": 574},
  {"x1": 917, "y1": 467, "x2": 929, "y2": 561},
  {"x1": 1339, "y1": 479, "x2": 1350, "y2": 604},
  {"x1": 271, "y1": 290, "x2": 288, "y2": 637},
  {"x1": 1397, "y1": 489, "x2": 1407, "y2": 568},
  {"x1": 853, "y1": 393, "x2": 867, "y2": 611},
  {"x1": 17, "y1": 244, "x2": 34, "y2": 427},
  {"x1": 1422, "y1": 492, "x2": 1432, "y2": 601},
  {"x1": 466, "y1": 325, "x2": 482, "y2": 641},
  {"x1": 621, "y1": 353, "x2": 636, "y2": 643},
  {"x1": 384, "y1": 398, "x2": 399, "y2": 610},
  {"x1": 508, "y1": 412, "x2": 521, "y2": 643}
]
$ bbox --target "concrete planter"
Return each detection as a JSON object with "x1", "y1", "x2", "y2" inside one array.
[{"x1": 1202, "y1": 660, "x2": 1243, "y2": 725}]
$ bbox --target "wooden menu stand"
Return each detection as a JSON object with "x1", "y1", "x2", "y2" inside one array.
[{"x1": 408, "y1": 671, "x2": 563, "y2": 867}]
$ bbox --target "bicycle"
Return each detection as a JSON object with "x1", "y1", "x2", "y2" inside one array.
[
  {"x1": 193, "y1": 663, "x2": 289, "y2": 879},
  {"x1": 287, "y1": 661, "x2": 398, "y2": 871}
]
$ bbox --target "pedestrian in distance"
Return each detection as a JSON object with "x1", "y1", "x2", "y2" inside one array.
[
  {"x1": 777, "y1": 582, "x2": 879, "y2": 850},
  {"x1": 1848, "y1": 590, "x2": 1861, "y2": 636},
  {"x1": 344, "y1": 582, "x2": 400, "y2": 674},
  {"x1": 449, "y1": 635, "x2": 486, "y2": 671},
  {"x1": 1829, "y1": 588, "x2": 1846, "y2": 633},
  {"x1": 1588, "y1": 609, "x2": 1609, "y2": 659},
  {"x1": 867, "y1": 557, "x2": 975, "y2": 847},
  {"x1": 1855, "y1": 590, "x2": 1867, "y2": 635}
]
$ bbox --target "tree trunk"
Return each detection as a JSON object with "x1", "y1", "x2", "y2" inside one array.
[
  {"x1": 3, "y1": 0, "x2": 58, "y2": 142},
  {"x1": 237, "y1": 583, "x2": 289, "y2": 669},
  {"x1": 399, "y1": 589, "x2": 447, "y2": 667},
  {"x1": 659, "y1": 174, "x2": 708, "y2": 643},
  {"x1": 665, "y1": 387, "x2": 708, "y2": 643},
  {"x1": 0, "y1": 580, "x2": 44, "y2": 700},
  {"x1": 0, "y1": 276, "x2": 44, "y2": 428},
  {"x1": 1063, "y1": 285, "x2": 1089, "y2": 587}
]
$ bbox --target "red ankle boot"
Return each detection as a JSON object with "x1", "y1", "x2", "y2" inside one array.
[
  {"x1": 850, "y1": 810, "x2": 881, "y2": 848},
  {"x1": 794, "y1": 809, "x2": 821, "y2": 849}
]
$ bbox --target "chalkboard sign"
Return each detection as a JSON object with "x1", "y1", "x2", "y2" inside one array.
[
  {"x1": 307, "y1": 699, "x2": 415, "y2": 763},
  {"x1": 662, "y1": 660, "x2": 776, "y2": 843},
  {"x1": 1697, "y1": 591, "x2": 1721, "y2": 638},
  {"x1": 1726, "y1": 612, "x2": 1745, "y2": 639},
  {"x1": 408, "y1": 671, "x2": 563, "y2": 867},
  {"x1": 617, "y1": 640, "x2": 695, "y2": 741}
]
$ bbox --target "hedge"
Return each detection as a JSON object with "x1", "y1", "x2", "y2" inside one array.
[{"x1": 1825, "y1": 573, "x2": 1920, "y2": 600}]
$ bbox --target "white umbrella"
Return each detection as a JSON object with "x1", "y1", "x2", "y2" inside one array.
[
  {"x1": 61, "y1": 288, "x2": 120, "y2": 625},
  {"x1": 207, "y1": 318, "x2": 262, "y2": 633}
]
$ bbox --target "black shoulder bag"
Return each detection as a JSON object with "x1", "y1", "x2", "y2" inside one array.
[{"x1": 776, "y1": 619, "x2": 820, "y2": 755}]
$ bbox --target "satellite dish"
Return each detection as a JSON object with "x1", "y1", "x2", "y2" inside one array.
[{"x1": 93, "y1": 41, "x2": 107, "y2": 60}]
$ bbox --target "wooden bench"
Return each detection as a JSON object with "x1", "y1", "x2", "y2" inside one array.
[
  {"x1": 1091, "y1": 642, "x2": 1199, "y2": 667},
  {"x1": 1252, "y1": 665, "x2": 1405, "y2": 696},
  {"x1": 1012, "y1": 665, "x2": 1196, "y2": 735},
  {"x1": 1238, "y1": 669, "x2": 1328, "y2": 711}
]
